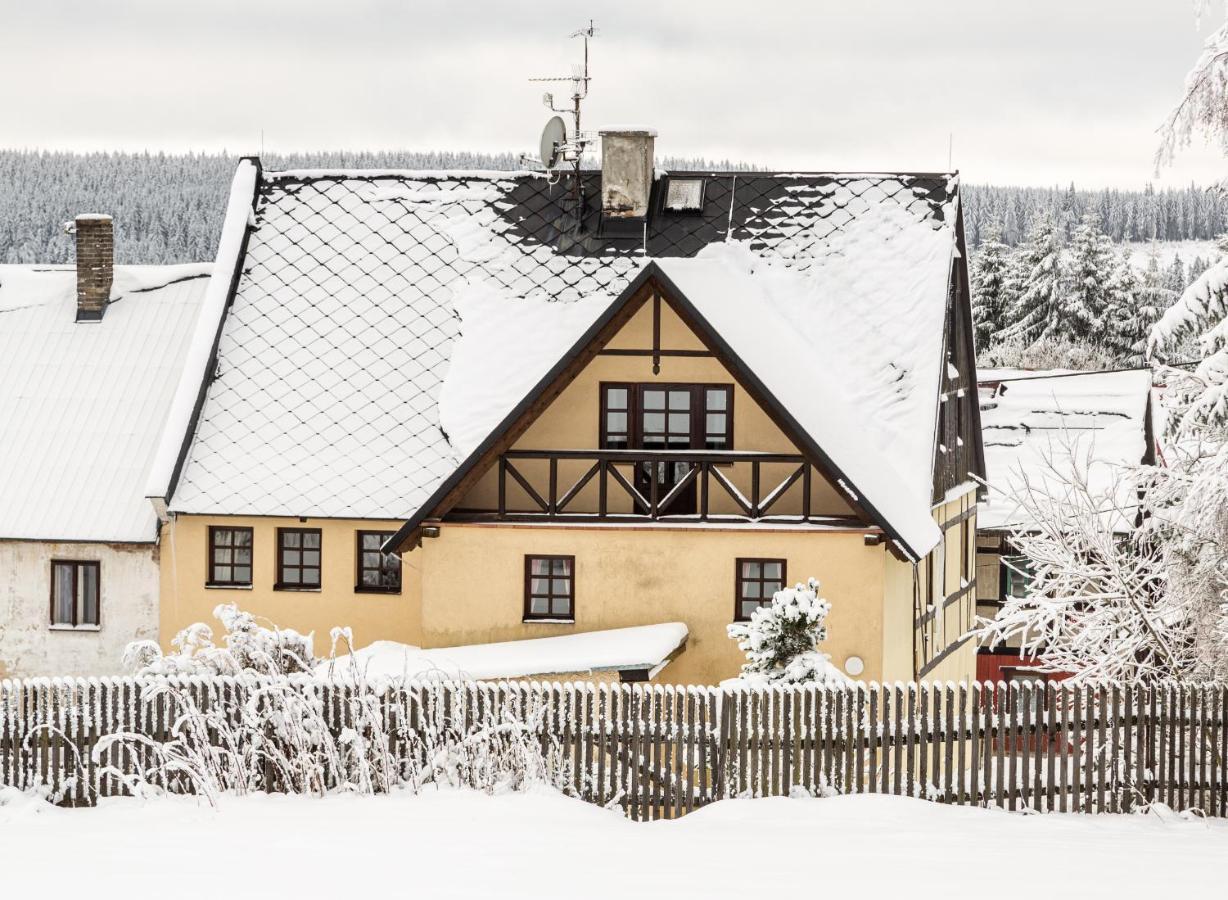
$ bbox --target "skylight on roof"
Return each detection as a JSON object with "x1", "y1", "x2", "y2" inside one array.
[{"x1": 663, "y1": 178, "x2": 705, "y2": 213}]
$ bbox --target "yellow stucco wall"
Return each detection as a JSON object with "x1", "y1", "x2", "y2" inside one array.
[
  {"x1": 159, "y1": 514, "x2": 422, "y2": 651},
  {"x1": 456, "y1": 300, "x2": 855, "y2": 519},
  {"x1": 880, "y1": 549, "x2": 918, "y2": 685},
  {"x1": 417, "y1": 521, "x2": 893, "y2": 685},
  {"x1": 880, "y1": 490, "x2": 978, "y2": 685}
]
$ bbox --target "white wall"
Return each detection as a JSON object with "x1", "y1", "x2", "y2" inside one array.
[{"x1": 0, "y1": 540, "x2": 158, "y2": 677}]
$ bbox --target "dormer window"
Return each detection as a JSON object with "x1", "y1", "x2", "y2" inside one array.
[{"x1": 662, "y1": 177, "x2": 705, "y2": 213}]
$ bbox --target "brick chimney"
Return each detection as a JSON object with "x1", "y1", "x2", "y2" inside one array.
[
  {"x1": 72, "y1": 214, "x2": 114, "y2": 322},
  {"x1": 599, "y1": 128, "x2": 656, "y2": 220}
]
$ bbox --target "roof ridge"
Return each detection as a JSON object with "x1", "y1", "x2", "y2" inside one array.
[
  {"x1": 261, "y1": 168, "x2": 959, "y2": 183},
  {"x1": 264, "y1": 168, "x2": 548, "y2": 182}
]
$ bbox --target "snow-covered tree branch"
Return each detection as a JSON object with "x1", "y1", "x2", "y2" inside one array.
[
  {"x1": 1157, "y1": 4, "x2": 1228, "y2": 172},
  {"x1": 976, "y1": 426, "x2": 1228, "y2": 681}
]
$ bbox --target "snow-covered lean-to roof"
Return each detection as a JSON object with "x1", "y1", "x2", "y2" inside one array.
[
  {"x1": 316, "y1": 622, "x2": 689, "y2": 684},
  {"x1": 0, "y1": 264, "x2": 210, "y2": 542},
  {"x1": 977, "y1": 368, "x2": 1155, "y2": 533},
  {"x1": 152, "y1": 161, "x2": 960, "y2": 557}
]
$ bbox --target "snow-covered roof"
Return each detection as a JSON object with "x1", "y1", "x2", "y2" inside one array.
[
  {"x1": 978, "y1": 368, "x2": 1154, "y2": 533},
  {"x1": 316, "y1": 623, "x2": 689, "y2": 683},
  {"x1": 165, "y1": 168, "x2": 959, "y2": 556},
  {"x1": 0, "y1": 264, "x2": 211, "y2": 542}
]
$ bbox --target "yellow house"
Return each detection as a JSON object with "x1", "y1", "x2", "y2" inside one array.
[{"x1": 147, "y1": 132, "x2": 985, "y2": 685}]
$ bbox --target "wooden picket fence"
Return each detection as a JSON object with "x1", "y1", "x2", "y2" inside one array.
[{"x1": 1, "y1": 677, "x2": 1225, "y2": 819}]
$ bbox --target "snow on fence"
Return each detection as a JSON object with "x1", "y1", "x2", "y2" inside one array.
[{"x1": 1, "y1": 677, "x2": 1225, "y2": 819}]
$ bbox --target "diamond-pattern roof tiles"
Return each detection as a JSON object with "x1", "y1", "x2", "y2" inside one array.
[{"x1": 170, "y1": 169, "x2": 958, "y2": 527}]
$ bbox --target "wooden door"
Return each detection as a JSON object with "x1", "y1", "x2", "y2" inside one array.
[{"x1": 636, "y1": 385, "x2": 698, "y2": 514}]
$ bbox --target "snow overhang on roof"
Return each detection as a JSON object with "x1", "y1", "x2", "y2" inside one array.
[
  {"x1": 166, "y1": 165, "x2": 958, "y2": 558},
  {"x1": 977, "y1": 368, "x2": 1154, "y2": 533},
  {"x1": 0, "y1": 264, "x2": 211, "y2": 542},
  {"x1": 146, "y1": 159, "x2": 260, "y2": 507}
]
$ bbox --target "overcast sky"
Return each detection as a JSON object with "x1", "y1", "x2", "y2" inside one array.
[{"x1": 2, "y1": 1, "x2": 1225, "y2": 187}]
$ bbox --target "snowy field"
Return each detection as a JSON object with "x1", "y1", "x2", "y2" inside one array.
[
  {"x1": 1, "y1": 788, "x2": 1223, "y2": 898},
  {"x1": 1122, "y1": 238, "x2": 1219, "y2": 269}
]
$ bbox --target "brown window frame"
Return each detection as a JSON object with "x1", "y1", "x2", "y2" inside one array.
[
  {"x1": 355, "y1": 530, "x2": 402, "y2": 594},
  {"x1": 734, "y1": 557, "x2": 787, "y2": 622},
  {"x1": 275, "y1": 527, "x2": 323, "y2": 591},
  {"x1": 600, "y1": 382, "x2": 633, "y2": 449},
  {"x1": 599, "y1": 382, "x2": 734, "y2": 450},
  {"x1": 523, "y1": 554, "x2": 575, "y2": 622},
  {"x1": 207, "y1": 526, "x2": 254, "y2": 587},
  {"x1": 700, "y1": 385, "x2": 734, "y2": 450},
  {"x1": 49, "y1": 559, "x2": 101, "y2": 627}
]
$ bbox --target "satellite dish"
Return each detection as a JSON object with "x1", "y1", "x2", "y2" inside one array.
[{"x1": 540, "y1": 116, "x2": 567, "y2": 170}]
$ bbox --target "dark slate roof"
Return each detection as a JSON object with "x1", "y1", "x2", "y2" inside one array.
[{"x1": 169, "y1": 168, "x2": 958, "y2": 551}]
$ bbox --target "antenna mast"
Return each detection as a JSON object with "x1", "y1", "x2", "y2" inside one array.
[{"x1": 529, "y1": 21, "x2": 598, "y2": 217}]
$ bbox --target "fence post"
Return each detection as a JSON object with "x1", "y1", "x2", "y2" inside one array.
[{"x1": 712, "y1": 687, "x2": 727, "y2": 802}]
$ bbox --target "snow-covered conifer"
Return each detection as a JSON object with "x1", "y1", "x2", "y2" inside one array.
[
  {"x1": 1102, "y1": 249, "x2": 1144, "y2": 362},
  {"x1": 726, "y1": 579, "x2": 846, "y2": 685},
  {"x1": 1060, "y1": 213, "x2": 1114, "y2": 340},
  {"x1": 1165, "y1": 256, "x2": 1188, "y2": 295},
  {"x1": 1001, "y1": 214, "x2": 1064, "y2": 345},
  {"x1": 969, "y1": 227, "x2": 1013, "y2": 349}
]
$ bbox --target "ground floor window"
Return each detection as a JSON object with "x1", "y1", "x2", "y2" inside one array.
[
  {"x1": 524, "y1": 555, "x2": 574, "y2": 620},
  {"x1": 276, "y1": 528, "x2": 322, "y2": 589},
  {"x1": 735, "y1": 558, "x2": 786, "y2": 621},
  {"x1": 209, "y1": 526, "x2": 253, "y2": 586},
  {"x1": 356, "y1": 531, "x2": 401, "y2": 592},
  {"x1": 1001, "y1": 555, "x2": 1035, "y2": 601},
  {"x1": 50, "y1": 560, "x2": 100, "y2": 627}
]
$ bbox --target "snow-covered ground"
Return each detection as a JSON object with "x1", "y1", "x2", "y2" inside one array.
[
  {"x1": 1, "y1": 787, "x2": 1222, "y2": 898},
  {"x1": 1122, "y1": 238, "x2": 1219, "y2": 270}
]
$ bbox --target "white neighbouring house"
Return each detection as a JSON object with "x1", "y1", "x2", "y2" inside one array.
[{"x1": 0, "y1": 216, "x2": 210, "y2": 677}]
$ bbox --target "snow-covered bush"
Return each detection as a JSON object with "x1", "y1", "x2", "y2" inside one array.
[
  {"x1": 93, "y1": 678, "x2": 572, "y2": 805},
  {"x1": 123, "y1": 603, "x2": 314, "y2": 677},
  {"x1": 726, "y1": 578, "x2": 847, "y2": 685},
  {"x1": 105, "y1": 606, "x2": 571, "y2": 804},
  {"x1": 978, "y1": 335, "x2": 1116, "y2": 372}
]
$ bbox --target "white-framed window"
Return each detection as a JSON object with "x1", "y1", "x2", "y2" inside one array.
[{"x1": 51, "y1": 560, "x2": 100, "y2": 627}]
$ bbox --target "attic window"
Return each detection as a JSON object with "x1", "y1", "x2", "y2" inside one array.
[{"x1": 663, "y1": 178, "x2": 705, "y2": 213}]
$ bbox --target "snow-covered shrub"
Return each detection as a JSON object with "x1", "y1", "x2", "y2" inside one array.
[
  {"x1": 106, "y1": 607, "x2": 571, "y2": 803},
  {"x1": 726, "y1": 578, "x2": 846, "y2": 685},
  {"x1": 978, "y1": 335, "x2": 1116, "y2": 372},
  {"x1": 93, "y1": 678, "x2": 572, "y2": 805},
  {"x1": 123, "y1": 604, "x2": 314, "y2": 677}
]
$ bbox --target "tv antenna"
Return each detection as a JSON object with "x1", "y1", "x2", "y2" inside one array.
[{"x1": 528, "y1": 21, "x2": 597, "y2": 212}]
